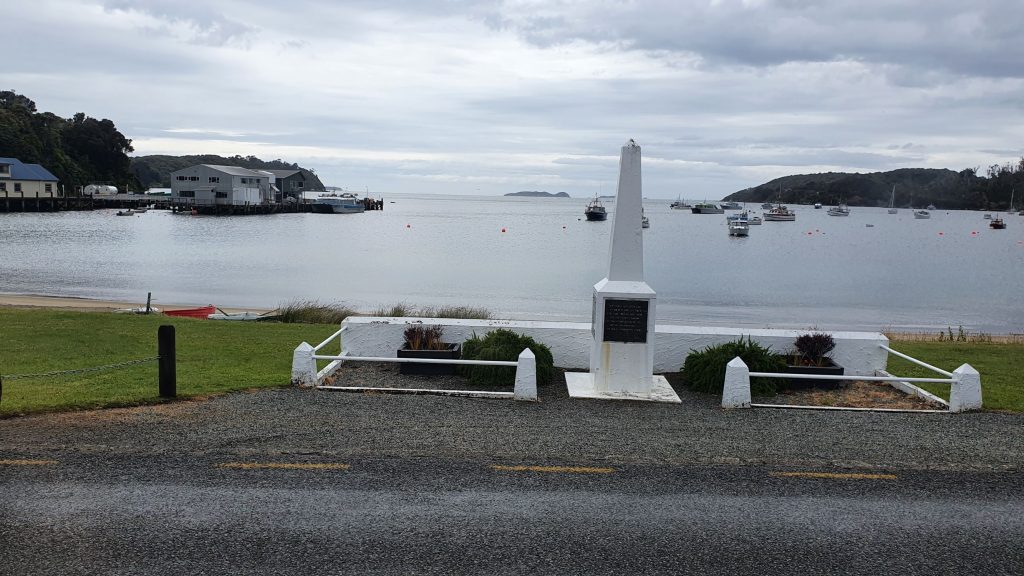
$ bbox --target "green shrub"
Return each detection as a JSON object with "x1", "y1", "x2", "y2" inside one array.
[
  {"x1": 460, "y1": 329, "x2": 554, "y2": 387},
  {"x1": 681, "y1": 337, "x2": 786, "y2": 395}
]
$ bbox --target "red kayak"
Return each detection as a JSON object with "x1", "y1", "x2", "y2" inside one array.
[{"x1": 163, "y1": 305, "x2": 216, "y2": 319}]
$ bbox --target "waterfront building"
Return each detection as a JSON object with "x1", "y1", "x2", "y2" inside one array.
[
  {"x1": 170, "y1": 165, "x2": 277, "y2": 206},
  {"x1": 0, "y1": 157, "x2": 60, "y2": 198},
  {"x1": 263, "y1": 169, "x2": 320, "y2": 202}
]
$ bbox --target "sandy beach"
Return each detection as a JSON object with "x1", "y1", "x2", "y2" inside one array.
[{"x1": 0, "y1": 294, "x2": 272, "y2": 314}]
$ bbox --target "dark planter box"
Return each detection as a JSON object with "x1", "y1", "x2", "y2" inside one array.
[
  {"x1": 397, "y1": 343, "x2": 461, "y2": 375},
  {"x1": 784, "y1": 358, "x2": 845, "y2": 390}
]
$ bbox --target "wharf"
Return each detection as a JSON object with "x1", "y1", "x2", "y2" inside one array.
[{"x1": 1, "y1": 192, "x2": 384, "y2": 215}]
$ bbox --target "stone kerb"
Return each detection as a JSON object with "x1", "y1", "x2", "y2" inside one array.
[{"x1": 339, "y1": 317, "x2": 889, "y2": 376}]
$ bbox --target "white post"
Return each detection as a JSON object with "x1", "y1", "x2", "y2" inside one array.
[
  {"x1": 291, "y1": 342, "x2": 317, "y2": 388},
  {"x1": 722, "y1": 357, "x2": 751, "y2": 409},
  {"x1": 513, "y1": 348, "x2": 538, "y2": 401},
  {"x1": 949, "y1": 363, "x2": 982, "y2": 412}
]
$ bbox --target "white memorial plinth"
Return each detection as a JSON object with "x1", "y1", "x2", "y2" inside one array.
[{"x1": 565, "y1": 139, "x2": 681, "y2": 403}]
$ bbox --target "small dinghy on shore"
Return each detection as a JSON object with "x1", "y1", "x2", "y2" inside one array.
[{"x1": 163, "y1": 305, "x2": 217, "y2": 319}]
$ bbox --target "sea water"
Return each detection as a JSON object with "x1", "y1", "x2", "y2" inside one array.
[{"x1": 1, "y1": 194, "x2": 1022, "y2": 333}]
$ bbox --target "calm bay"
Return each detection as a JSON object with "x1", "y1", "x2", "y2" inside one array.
[{"x1": 2, "y1": 194, "x2": 1022, "y2": 333}]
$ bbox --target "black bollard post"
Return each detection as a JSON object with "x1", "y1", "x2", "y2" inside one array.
[{"x1": 158, "y1": 325, "x2": 176, "y2": 398}]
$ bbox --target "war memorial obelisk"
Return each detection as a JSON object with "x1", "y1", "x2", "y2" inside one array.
[{"x1": 565, "y1": 139, "x2": 681, "y2": 403}]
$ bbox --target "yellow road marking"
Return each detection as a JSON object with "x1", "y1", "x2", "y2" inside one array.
[
  {"x1": 771, "y1": 471, "x2": 897, "y2": 480},
  {"x1": 0, "y1": 459, "x2": 58, "y2": 466},
  {"x1": 218, "y1": 462, "x2": 350, "y2": 471},
  {"x1": 490, "y1": 464, "x2": 615, "y2": 474}
]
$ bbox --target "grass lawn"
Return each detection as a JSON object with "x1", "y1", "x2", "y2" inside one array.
[
  {"x1": 883, "y1": 340, "x2": 1024, "y2": 412},
  {"x1": 0, "y1": 308, "x2": 339, "y2": 416}
]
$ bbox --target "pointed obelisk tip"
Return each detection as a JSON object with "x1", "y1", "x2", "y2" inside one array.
[{"x1": 624, "y1": 138, "x2": 639, "y2": 148}]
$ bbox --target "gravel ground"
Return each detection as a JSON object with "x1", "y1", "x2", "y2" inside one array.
[{"x1": 1, "y1": 365, "x2": 1021, "y2": 472}]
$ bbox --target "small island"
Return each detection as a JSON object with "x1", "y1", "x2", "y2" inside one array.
[{"x1": 504, "y1": 191, "x2": 570, "y2": 198}]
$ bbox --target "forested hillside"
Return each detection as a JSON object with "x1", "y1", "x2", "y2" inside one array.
[
  {"x1": 0, "y1": 90, "x2": 136, "y2": 190},
  {"x1": 723, "y1": 165, "x2": 1024, "y2": 210},
  {"x1": 131, "y1": 155, "x2": 326, "y2": 190}
]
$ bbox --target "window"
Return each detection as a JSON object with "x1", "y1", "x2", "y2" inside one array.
[
  {"x1": 215, "y1": 192, "x2": 227, "y2": 198},
  {"x1": 0, "y1": 182, "x2": 6, "y2": 191},
  {"x1": 190, "y1": 176, "x2": 199, "y2": 181},
  {"x1": 14, "y1": 183, "x2": 22, "y2": 192},
  {"x1": 240, "y1": 178, "x2": 248, "y2": 184},
  {"x1": 209, "y1": 177, "x2": 220, "y2": 183},
  {"x1": 0, "y1": 165, "x2": 9, "y2": 174},
  {"x1": 178, "y1": 191, "x2": 195, "y2": 198},
  {"x1": 45, "y1": 184, "x2": 52, "y2": 193}
]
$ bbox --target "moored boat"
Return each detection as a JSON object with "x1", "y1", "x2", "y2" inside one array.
[
  {"x1": 827, "y1": 204, "x2": 851, "y2": 216},
  {"x1": 669, "y1": 196, "x2": 691, "y2": 209},
  {"x1": 763, "y1": 205, "x2": 796, "y2": 221},
  {"x1": 814, "y1": 203, "x2": 822, "y2": 209},
  {"x1": 728, "y1": 221, "x2": 749, "y2": 236},
  {"x1": 163, "y1": 305, "x2": 217, "y2": 319},
  {"x1": 691, "y1": 203, "x2": 725, "y2": 214},
  {"x1": 989, "y1": 217, "x2": 1006, "y2": 229},
  {"x1": 584, "y1": 197, "x2": 608, "y2": 221},
  {"x1": 719, "y1": 201, "x2": 742, "y2": 210},
  {"x1": 887, "y1": 185, "x2": 898, "y2": 214},
  {"x1": 312, "y1": 194, "x2": 366, "y2": 214},
  {"x1": 914, "y1": 210, "x2": 930, "y2": 219}
]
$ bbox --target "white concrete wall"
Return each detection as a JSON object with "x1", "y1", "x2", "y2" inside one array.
[{"x1": 338, "y1": 317, "x2": 889, "y2": 375}]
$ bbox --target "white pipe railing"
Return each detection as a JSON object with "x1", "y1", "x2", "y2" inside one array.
[
  {"x1": 293, "y1": 338, "x2": 538, "y2": 401},
  {"x1": 878, "y1": 345, "x2": 954, "y2": 377},
  {"x1": 723, "y1": 347, "x2": 982, "y2": 412}
]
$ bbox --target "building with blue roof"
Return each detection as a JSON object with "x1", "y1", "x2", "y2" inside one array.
[{"x1": 0, "y1": 157, "x2": 60, "y2": 198}]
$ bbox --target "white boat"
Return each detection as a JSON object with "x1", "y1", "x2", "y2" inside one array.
[
  {"x1": 914, "y1": 210, "x2": 931, "y2": 219},
  {"x1": 726, "y1": 210, "x2": 751, "y2": 222},
  {"x1": 748, "y1": 216, "x2": 762, "y2": 225},
  {"x1": 887, "y1": 185, "x2": 898, "y2": 214},
  {"x1": 312, "y1": 194, "x2": 366, "y2": 214},
  {"x1": 926, "y1": 204, "x2": 937, "y2": 210},
  {"x1": 814, "y1": 203, "x2": 822, "y2": 209},
  {"x1": 763, "y1": 205, "x2": 796, "y2": 221},
  {"x1": 208, "y1": 311, "x2": 269, "y2": 321},
  {"x1": 641, "y1": 215, "x2": 650, "y2": 229},
  {"x1": 983, "y1": 213, "x2": 992, "y2": 220},
  {"x1": 827, "y1": 204, "x2": 851, "y2": 216},
  {"x1": 719, "y1": 201, "x2": 742, "y2": 210},
  {"x1": 116, "y1": 209, "x2": 134, "y2": 216},
  {"x1": 114, "y1": 306, "x2": 160, "y2": 314},
  {"x1": 728, "y1": 221, "x2": 749, "y2": 236}
]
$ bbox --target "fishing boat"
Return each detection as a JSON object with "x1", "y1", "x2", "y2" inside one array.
[
  {"x1": 691, "y1": 203, "x2": 724, "y2": 214},
  {"x1": 584, "y1": 197, "x2": 608, "y2": 221},
  {"x1": 312, "y1": 193, "x2": 366, "y2": 214},
  {"x1": 990, "y1": 217, "x2": 1006, "y2": 229},
  {"x1": 827, "y1": 204, "x2": 851, "y2": 216},
  {"x1": 719, "y1": 201, "x2": 742, "y2": 210},
  {"x1": 914, "y1": 210, "x2": 930, "y2": 219},
  {"x1": 763, "y1": 205, "x2": 796, "y2": 221},
  {"x1": 669, "y1": 196, "x2": 691, "y2": 209},
  {"x1": 726, "y1": 210, "x2": 751, "y2": 222},
  {"x1": 163, "y1": 305, "x2": 217, "y2": 319},
  {"x1": 887, "y1": 185, "x2": 898, "y2": 214},
  {"x1": 728, "y1": 220, "x2": 749, "y2": 237}
]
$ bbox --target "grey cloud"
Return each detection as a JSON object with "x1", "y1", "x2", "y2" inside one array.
[
  {"x1": 103, "y1": 1, "x2": 256, "y2": 46},
  {"x1": 482, "y1": 0, "x2": 1024, "y2": 79}
]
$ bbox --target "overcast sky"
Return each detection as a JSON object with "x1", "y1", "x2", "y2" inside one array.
[{"x1": 5, "y1": 0, "x2": 1023, "y2": 198}]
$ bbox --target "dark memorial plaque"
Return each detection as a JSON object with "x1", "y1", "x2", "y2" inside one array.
[{"x1": 602, "y1": 299, "x2": 648, "y2": 343}]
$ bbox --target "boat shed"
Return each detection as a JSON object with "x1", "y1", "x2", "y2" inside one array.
[
  {"x1": 264, "y1": 168, "x2": 321, "y2": 201},
  {"x1": 0, "y1": 158, "x2": 60, "y2": 198},
  {"x1": 170, "y1": 165, "x2": 275, "y2": 206}
]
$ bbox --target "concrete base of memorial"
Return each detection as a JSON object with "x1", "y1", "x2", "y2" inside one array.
[{"x1": 564, "y1": 372, "x2": 681, "y2": 403}]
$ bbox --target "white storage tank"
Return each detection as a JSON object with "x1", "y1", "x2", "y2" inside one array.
[{"x1": 84, "y1": 184, "x2": 118, "y2": 197}]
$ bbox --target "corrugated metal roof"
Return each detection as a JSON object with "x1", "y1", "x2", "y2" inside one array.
[
  {"x1": 0, "y1": 158, "x2": 58, "y2": 181},
  {"x1": 265, "y1": 169, "x2": 301, "y2": 178},
  {"x1": 200, "y1": 165, "x2": 267, "y2": 177}
]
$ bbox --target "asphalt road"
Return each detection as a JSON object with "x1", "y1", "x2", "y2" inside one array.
[
  {"x1": 3, "y1": 453, "x2": 1023, "y2": 576},
  {"x1": 3, "y1": 383, "x2": 1023, "y2": 575}
]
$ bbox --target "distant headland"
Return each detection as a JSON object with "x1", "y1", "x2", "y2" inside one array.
[{"x1": 504, "y1": 191, "x2": 570, "y2": 198}]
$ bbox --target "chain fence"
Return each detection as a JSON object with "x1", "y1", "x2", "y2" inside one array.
[{"x1": 0, "y1": 356, "x2": 160, "y2": 382}]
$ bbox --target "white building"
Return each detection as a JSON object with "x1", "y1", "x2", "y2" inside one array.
[
  {"x1": 169, "y1": 165, "x2": 277, "y2": 206},
  {"x1": 0, "y1": 157, "x2": 60, "y2": 198}
]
